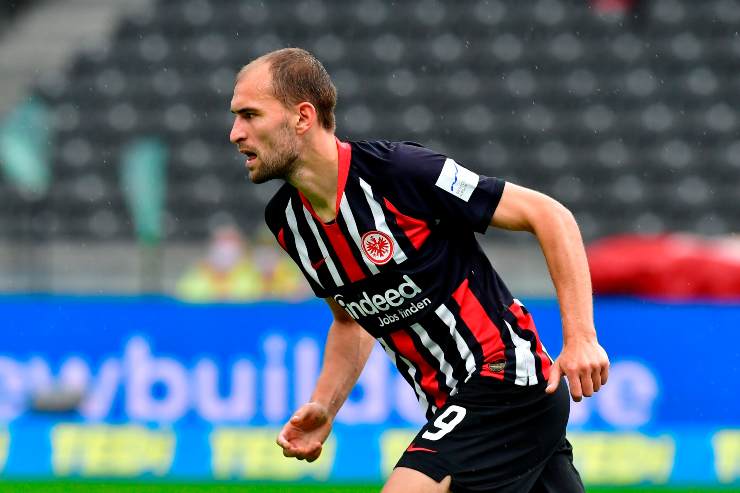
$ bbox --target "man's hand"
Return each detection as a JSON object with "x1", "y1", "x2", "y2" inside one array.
[
  {"x1": 275, "y1": 299, "x2": 374, "y2": 463},
  {"x1": 276, "y1": 401, "x2": 332, "y2": 462},
  {"x1": 546, "y1": 336, "x2": 609, "y2": 402}
]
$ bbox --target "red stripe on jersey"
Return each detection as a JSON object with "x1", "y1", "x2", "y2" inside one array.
[
  {"x1": 389, "y1": 329, "x2": 447, "y2": 409},
  {"x1": 451, "y1": 278, "x2": 506, "y2": 380},
  {"x1": 321, "y1": 222, "x2": 366, "y2": 282},
  {"x1": 277, "y1": 228, "x2": 287, "y2": 251},
  {"x1": 336, "y1": 139, "x2": 351, "y2": 213},
  {"x1": 383, "y1": 198, "x2": 431, "y2": 250},
  {"x1": 298, "y1": 138, "x2": 352, "y2": 223},
  {"x1": 293, "y1": 139, "x2": 364, "y2": 281},
  {"x1": 508, "y1": 301, "x2": 552, "y2": 380}
]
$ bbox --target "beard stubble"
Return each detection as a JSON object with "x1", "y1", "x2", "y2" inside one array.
[{"x1": 250, "y1": 120, "x2": 300, "y2": 184}]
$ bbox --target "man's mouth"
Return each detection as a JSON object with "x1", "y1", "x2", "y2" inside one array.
[{"x1": 242, "y1": 150, "x2": 258, "y2": 164}]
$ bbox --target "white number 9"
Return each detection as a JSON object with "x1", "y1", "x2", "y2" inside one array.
[{"x1": 421, "y1": 405, "x2": 467, "y2": 441}]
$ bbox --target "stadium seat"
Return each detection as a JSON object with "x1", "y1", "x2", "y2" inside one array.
[{"x1": 4, "y1": 0, "x2": 737, "y2": 243}]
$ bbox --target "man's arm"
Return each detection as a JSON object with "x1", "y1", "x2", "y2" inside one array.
[
  {"x1": 311, "y1": 298, "x2": 377, "y2": 416},
  {"x1": 490, "y1": 182, "x2": 609, "y2": 401},
  {"x1": 276, "y1": 298, "x2": 376, "y2": 461}
]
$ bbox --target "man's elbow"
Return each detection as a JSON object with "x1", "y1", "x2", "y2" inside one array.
[
  {"x1": 490, "y1": 183, "x2": 577, "y2": 234},
  {"x1": 551, "y1": 198, "x2": 577, "y2": 225},
  {"x1": 531, "y1": 195, "x2": 578, "y2": 235}
]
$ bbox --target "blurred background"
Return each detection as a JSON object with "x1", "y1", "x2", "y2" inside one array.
[{"x1": 0, "y1": 0, "x2": 738, "y2": 491}]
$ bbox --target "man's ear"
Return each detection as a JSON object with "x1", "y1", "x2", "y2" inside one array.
[{"x1": 295, "y1": 102, "x2": 317, "y2": 135}]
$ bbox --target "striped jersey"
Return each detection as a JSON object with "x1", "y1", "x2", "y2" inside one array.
[{"x1": 264, "y1": 139, "x2": 552, "y2": 419}]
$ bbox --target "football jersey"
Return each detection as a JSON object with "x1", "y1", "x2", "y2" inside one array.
[{"x1": 264, "y1": 139, "x2": 552, "y2": 418}]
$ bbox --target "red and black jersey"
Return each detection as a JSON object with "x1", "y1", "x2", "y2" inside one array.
[{"x1": 264, "y1": 139, "x2": 552, "y2": 419}]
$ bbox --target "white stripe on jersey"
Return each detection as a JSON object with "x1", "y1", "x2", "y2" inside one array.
[
  {"x1": 435, "y1": 304, "x2": 477, "y2": 380},
  {"x1": 339, "y1": 193, "x2": 380, "y2": 275},
  {"x1": 302, "y1": 207, "x2": 344, "y2": 287},
  {"x1": 504, "y1": 319, "x2": 538, "y2": 385},
  {"x1": 410, "y1": 322, "x2": 459, "y2": 396},
  {"x1": 379, "y1": 338, "x2": 434, "y2": 415},
  {"x1": 358, "y1": 177, "x2": 407, "y2": 264},
  {"x1": 285, "y1": 198, "x2": 323, "y2": 288},
  {"x1": 513, "y1": 298, "x2": 553, "y2": 363}
]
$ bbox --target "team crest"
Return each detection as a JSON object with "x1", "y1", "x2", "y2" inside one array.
[{"x1": 361, "y1": 230, "x2": 394, "y2": 265}]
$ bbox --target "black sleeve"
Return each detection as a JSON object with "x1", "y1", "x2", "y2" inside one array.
[{"x1": 387, "y1": 143, "x2": 505, "y2": 233}]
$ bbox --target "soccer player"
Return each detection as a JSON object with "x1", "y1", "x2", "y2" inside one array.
[{"x1": 229, "y1": 48, "x2": 609, "y2": 493}]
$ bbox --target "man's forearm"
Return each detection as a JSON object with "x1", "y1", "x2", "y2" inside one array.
[
  {"x1": 492, "y1": 183, "x2": 608, "y2": 399},
  {"x1": 310, "y1": 319, "x2": 376, "y2": 418},
  {"x1": 531, "y1": 200, "x2": 596, "y2": 342}
]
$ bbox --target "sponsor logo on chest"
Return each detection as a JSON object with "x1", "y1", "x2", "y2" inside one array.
[{"x1": 334, "y1": 275, "x2": 432, "y2": 327}]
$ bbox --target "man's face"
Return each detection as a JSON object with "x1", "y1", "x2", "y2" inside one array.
[{"x1": 229, "y1": 62, "x2": 300, "y2": 184}]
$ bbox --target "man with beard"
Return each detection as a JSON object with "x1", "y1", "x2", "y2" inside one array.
[{"x1": 229, "y1": 48, "x2": 609, "y2": 493}]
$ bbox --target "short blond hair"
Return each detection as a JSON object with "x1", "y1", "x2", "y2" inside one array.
[{"x1": 240, "y1": 48, "x2": 337, "y2": 131}]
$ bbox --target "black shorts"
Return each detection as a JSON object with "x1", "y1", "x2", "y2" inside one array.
[{"x1": 395, "y1": 375, "x2": 584, "y2": 493}]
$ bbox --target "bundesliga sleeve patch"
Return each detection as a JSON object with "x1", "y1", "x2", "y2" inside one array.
[{"x1": 434, "y1": 158, "x2": 480, "y2": 202}]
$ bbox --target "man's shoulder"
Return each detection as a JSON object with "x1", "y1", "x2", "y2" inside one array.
[
  {"x1": 263, "y1": 182, "x2": 295, "y2": 230},
  {"x1": 349, "y1": 140, "x2": 444, "y2": 178},
  {"x1": 350, "y1": 139, "x2": 426, "y2": 161}
]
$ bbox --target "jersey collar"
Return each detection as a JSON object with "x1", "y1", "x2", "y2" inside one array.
[{"x1": 298, "y1": 137, "x2": 351, "y2": 225}]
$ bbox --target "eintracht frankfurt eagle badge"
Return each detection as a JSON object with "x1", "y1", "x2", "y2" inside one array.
[{"x1": 361, "y1": 230, "x2": 394, "y2": 265}]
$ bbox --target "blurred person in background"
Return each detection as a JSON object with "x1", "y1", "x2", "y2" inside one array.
[
  {"x1": 253, "y1": 225, "x2": 312, "y2": 300},
  {"x1": 176, "y1": 224, "x2": 264, "y2": 302},
  {"x1": 229, "y1": 48, "x2": 609, "y2": 493}
]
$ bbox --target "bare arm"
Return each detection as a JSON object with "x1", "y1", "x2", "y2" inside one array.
[
  {"x1": 491, "y1": 182, "x2": 609, "y2": 401},
  {"x1": 311, "y1": 298, "x2": 377, "y2": 417},
  {"x1": 276, "y1": 298, "x2": 376, "y2": 461}
]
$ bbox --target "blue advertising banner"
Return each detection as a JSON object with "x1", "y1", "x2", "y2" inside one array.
[{"x1": 0, "y1": 296, "x2": 738, "y2": 485}]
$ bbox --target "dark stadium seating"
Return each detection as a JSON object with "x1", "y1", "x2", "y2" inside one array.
[
  {"x1": 4, "y1": 0, "x2": 738, "y2": 241},
  {"x1": 0, "y1": 0, "x2": 37, "y2": 33}
]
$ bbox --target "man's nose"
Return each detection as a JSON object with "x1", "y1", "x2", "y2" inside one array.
[{"x1": 229, "y1": 117, "x2": 245, "y2": 144}]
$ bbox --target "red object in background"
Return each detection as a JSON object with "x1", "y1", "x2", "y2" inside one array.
[
  {"x1": 591, "y1": 0, "x2": 637, "y2": 13},
  {"x1": 587, "y1": 234, "x2": 740, "y2": 300}
]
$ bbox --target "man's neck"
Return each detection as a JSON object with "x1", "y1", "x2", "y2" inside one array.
[{"x1": 287, "y1": 131, "x2": 339, "y2": 223}]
